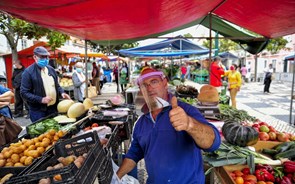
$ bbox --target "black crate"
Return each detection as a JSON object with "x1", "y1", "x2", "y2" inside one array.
[
  {"x1": 175, "y1": 91, "x2": 198, "y2": 99},
  {"x1": 97, "y1": 151, "x2": 113, "y2": 184},
  {"x1": 105, "y1": 126, "x2": 121, "y2": 155},
  {"x1": 6, "y1": 132, "x2": 105, "y2": 184}
]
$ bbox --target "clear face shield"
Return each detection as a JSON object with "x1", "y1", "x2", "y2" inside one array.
[{"x1": 136, "y1": 71, "x2": 170, "y2": 112}]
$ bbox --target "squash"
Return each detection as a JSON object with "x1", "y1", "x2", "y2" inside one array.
[{"x1": 222, "y1": 121, "x2": 259, "y2": 147}]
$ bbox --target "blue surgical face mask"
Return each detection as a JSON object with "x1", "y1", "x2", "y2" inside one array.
[
  {"x1": 76, "y1": 68, "x2": 83, "y2": 73},
  {"x1": 37, "y1": 58, "x2": 49, "y2": 68}
]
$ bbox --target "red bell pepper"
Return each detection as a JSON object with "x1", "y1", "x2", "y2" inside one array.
[
  {"x1": 280, "y1": 176, "x2": 292, "y2": 184},
  {"x1": 255, "y1": 169, "x2": 275, "y2": 182},
  {"x1": 283, "y1": 161, "x2": 295, "y2": 173},
  {"x1": 242, "y1": 168, "x2": 251, "y2": 175}
]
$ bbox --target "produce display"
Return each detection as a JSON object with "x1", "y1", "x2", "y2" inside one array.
[
  {"x1": 28, "y1": 119, "x2": 61, "y2": 136},
  {"x1": 197, "y1": 84, "x2": 219, "y2": 104},
  {"x1": 59, "y1": 78, "x2": 73, "y2": 88},
  {"x1": 222, "y1": 121, "x2": 259, "y2": 147},
  {"x1": 38, "y1": 154, "x2": 87, "y2": 183},
  {"x1": 251, "y1": 122, "x2": 295, "y2": 142},
  {"x1": 0, "y1": 129, "x2": 64, "y2": 167},
  {"x1": 176, "y1": 85, "x2": 199, "y2": 97},
  {"x1": 217, "y1": 104, "x2": 257, "y2": 122},
  {"x1": 178, "y1": 97, "x2": 198, "y2": 105},
  {"x1": 262, "y1": 142, "x2": 295, "y2": 160}
]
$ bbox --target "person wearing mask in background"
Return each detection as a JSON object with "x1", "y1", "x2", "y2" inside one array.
[
  {"x1": 12, "y1": 61, "x2": 27, "y2": 118},
  {"x1": 0, "y1": 80, "x2": 14, "y2": 119},
  {"x1": 92, "y1": 62, "x2": 101, "y2": 95},
  {"x1": 86, "y1": 59, "x2": 93, "y2": 83},
  {"x1": 98, "y1": 64, "x2": 104, "y2": 91},
  {"x1": 116, "y1": 68, "x2": 220, "y2": 183},
  {"x1": 119, "y1": 62, "x2": 129, "y2": 92},
  {"x1": 209, "y1": 56, "x2": 225, "y2": 92},
  {"x1": 263, "y1": 64, "x2": 274, "y2": 94},
  {"x1": 240, "y1": 65, "x2": 247, "y2": 84},
  {"x1": 224, "y1": 64, "x2": 242, "y2": 108},
  {"x1": 72, "y1": 62, "x2": 86, "y2": 103},
  {"x1": 21, "y1": 46, "x2": 71, "y2": 122},
  {"x1": 113, "y1": 63, "x2": 119, "y2": 93}
]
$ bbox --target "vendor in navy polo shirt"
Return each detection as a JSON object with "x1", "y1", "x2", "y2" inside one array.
[{"x1": 116, "y1": 67, "x2": 221, "y2": 184}]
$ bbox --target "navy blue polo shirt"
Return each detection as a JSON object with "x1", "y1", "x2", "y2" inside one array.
[{"x1": 125, "y1": 100, "x2": 221, "y2": 184}]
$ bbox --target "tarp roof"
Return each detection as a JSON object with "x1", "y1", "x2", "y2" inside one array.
[
  {"x1": 218, "y1": 51, "x2": 239, "y2": 60},
  {"x1": 118, "y1": 36, "x2": 210, "y2": 57},
  {"x1": 285, "y1": 55, "x2": 295, "y2": 61},
  {"x1": 0, "y1": 0, "x2": 294, "y2": 43}
]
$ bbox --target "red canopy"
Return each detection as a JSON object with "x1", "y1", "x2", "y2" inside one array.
[{"x1": 0, "y1": 0, "x2": 294, "y2": 41}]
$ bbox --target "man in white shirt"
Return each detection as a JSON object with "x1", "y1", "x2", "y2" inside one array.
[{"x1": 263, "y1": 64, "x2": 274, "y2": 93}]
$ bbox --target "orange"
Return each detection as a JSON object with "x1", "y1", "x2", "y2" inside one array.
[{"x1": 235, "y1": 176, "x2": 244, "y2": 184}]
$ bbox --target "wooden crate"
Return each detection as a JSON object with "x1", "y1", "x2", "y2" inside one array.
[{"x1": 214, "y1": 141, "x2": 282, "y2": 184}]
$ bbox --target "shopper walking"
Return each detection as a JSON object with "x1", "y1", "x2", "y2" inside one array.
[
  {"x1": 240, "y1": 65, "x2": 247, "y2": 84},
  {"x1": 263, "y1": 64, "x2": 273, "y2": 94},
  {"x1": 224, "y1": 64, "x2": 242, "y2": 108},
  {"x1": 116, "y1": 67, "x2": 220, "y2": 184},
  {"x1": 12, "y1": 61, "x2": 27, "y2": 118},
  {"x1": 113, "y1": 63, "x2": 119, "y2": 93},
  {"x1": 72, "y1": 62, "x2": 86, "y2": 103},
  {"x1": 119, "y1": 62, "x2": 129, "y2": 92},
  {"x1": 20, "y1": 46, "x2": 71, "y2": 122},
  {"x1": 180, "y1": 64, "x2": 187, "y2": 80},
  {"x1": 92, "y1": 62, "x2": 101, "y2": 95},
  {"x1": 209, "y1": 56, "x2": 225, "y2": 92}
]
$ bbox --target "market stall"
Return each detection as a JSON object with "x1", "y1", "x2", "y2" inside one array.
[{"x1": 0, "y1": 96, "x2": 138, "y2": 183}]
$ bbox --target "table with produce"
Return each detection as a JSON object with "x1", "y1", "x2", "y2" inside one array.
[
  {"x1": 175, "y1": 84, "x2": 295, "y2": 184},
  {"x1": 0, "y1": 95, "x2": 137, "y2": 184}
]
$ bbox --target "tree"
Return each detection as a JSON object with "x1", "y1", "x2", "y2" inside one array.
[
  {"x1": 90, "y1": 42, "x2": 139, "y2": 55},
  {"x1": 265, "y1": 37, "x2": 288, "y2": 54},
  {"x1": 183, "y1": 33, "x2": 193, "y2": 38},
  {"x1": 0, "y1": 13, "x2": 69, "y2": 63},
  {"x1": 202, "y1": 38, "x2": 239, "y2": 52}
]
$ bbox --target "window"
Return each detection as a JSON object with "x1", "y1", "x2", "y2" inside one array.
[
  {"x1": 21, "y1": 39, "x2": 27, "y2": 49},
  {"x1": 272, "y1": 59, "x2": 276, "y2": 67}
]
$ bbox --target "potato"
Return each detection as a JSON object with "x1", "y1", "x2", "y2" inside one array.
[
  {"x1": 24, "y1": 140, "x2": 34, "y2": 147},
  {"x1": 57, "y1": 130, "x2": 64, "y2": 138},
  {"x1": 53, "y1": 163, "x2": 63, "y2": 169},
  {"x1": 5, "y1": 162, "x2": 13, "y2": 167},
  {"x1": 0, "y1": 173, "x2": 14, "y2": 183},
  {"x1": 53, "y1": 135, "x2": 59, "y2": 141},
  {"x1": 45, "y1": 134, "x2": 52, "y2": 141},
  {"x1": 42, "y1": 138, "x2": 51, "y2": 144},
  {"x1": 0, "y1": 153, "x2": 4, "y2": 159},
  {"x1": 36, "y1": 147, "x2": 45, "y2": 155},
  {"x1": 38, "y1": 134, "x2": 45, "y2": 142},
  {"x1": 28, "y1": 145, "x2": 36, "y2": 151},
  {"x1": 11, "y1": 146, "x2": 23, "y2": 154},
  {"x1": 10, "y1": 154, "x2": 20, "y2": 163},
  {"x1": 10, "y1": 142, "x2": 22, "y2": 147},
  {"x1": 14, "y1": 162, "x2": 24, "y2": 167},
  {"x1": 3, "y1": 150, "x2": 13, "y2": 159},
  {"x1": 40, "y1": 141, "x2": 49, "y2": 148},
  {"x1": 46, "y1": 166, "x2": 54, "y2": 171},
  {"x1": 24, "y1": 156, "x2": 33, "y2": 166},
  {"x1": 27, "y1": 150, "x2": 39, "y2": 158},
  {"x1": 33, "y1": 138, "x2": 39, "y2": 144},
  {"x1": 0, "y1": 159, "x2": 6, "y2": 167},
  {"x1": 35, "y1": 142, "x2": 42, "y2": 147},
  {"x1": 48, "y1": 129, "x2": 56, "y2": 136},
  {"x1": 20, "y1": 156, "x2": 27, "y2": 164},
  {"x1": 38, "y1": 178, "x2": 50, "y2": 184}
]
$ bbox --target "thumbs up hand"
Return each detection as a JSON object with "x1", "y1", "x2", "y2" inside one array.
[{"x1": 169, "y1": 96, "x2": 190, "y2": 131}]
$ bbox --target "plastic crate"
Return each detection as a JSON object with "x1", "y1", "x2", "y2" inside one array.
[
  {"x1": 106, "y1": 126, "x2": 121, "y2": 155},
  {"x1": 6, "y1": 132, "x2": 105, "y2": 184},
  {"x1": 97, "y1": 151, "x2": 113, "y2": 184},
  {"x1": 175, "y1": 91, "x2": 198, "y2": 99}
]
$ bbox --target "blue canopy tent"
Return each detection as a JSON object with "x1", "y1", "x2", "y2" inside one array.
[
  {"x1": 218, "y1": 51, "x2": 239, "y2": 60},
  {"x1": 118, "y1": 36, "x2": 210, "y2": 57}
]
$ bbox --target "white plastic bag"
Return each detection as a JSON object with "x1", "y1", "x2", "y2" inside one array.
[{"x1": 111, "y1": 160, "x2": 139, "y2": 184}]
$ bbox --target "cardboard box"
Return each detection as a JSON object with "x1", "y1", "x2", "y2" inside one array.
[{"x1": 252, "y1": 140, "x2": 281, "y2": 152}]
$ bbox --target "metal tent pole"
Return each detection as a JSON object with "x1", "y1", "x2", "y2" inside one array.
[
  {"x1": 290, "y1": 52, "x2": 295, "y2": 125},
  {"x1": 84, "y1": 40, "x2": 89, "y2": 98}
]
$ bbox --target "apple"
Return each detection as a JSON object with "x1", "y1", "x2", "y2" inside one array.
[
  {"x1": 259, "y1": 125, "x2": 270, "y2": 133},
  {"x1": 253, "y1": 127, "x2": 260, "y2": 133},
  {"x1": 268, "y1": 126, "x2": 276, "y2": 133},
  {"x1": 268, "y1": 132, "x2": 277, "y2": 141},
  {"x1": 277, "y1": 133, "x2": 289, "y2": 142},
  {"x1": 259, "y1": 132, "x2": 270, "y2": 141},
  {"x1": 259, "y1": 122, "x2": 268, "y2": 126},
  {"x1": 252, "y1": 123, "x2": 260, "y2": 128}
]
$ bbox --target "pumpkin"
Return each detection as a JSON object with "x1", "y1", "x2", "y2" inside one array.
[{"x1": 221, "y1": 121, "x2": 259, "y2": 147}]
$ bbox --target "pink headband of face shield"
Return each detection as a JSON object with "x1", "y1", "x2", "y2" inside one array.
[{"x1": 136, "y1": 71, "x2": 165, "y2": 86}]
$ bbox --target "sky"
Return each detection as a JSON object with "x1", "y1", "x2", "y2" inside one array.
[{"x1": 138, "y1": 25, "x2": 210, "y2": 46}]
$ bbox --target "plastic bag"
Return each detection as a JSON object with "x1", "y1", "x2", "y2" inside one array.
[{"x1": 111, "y1": 160, "x2": 139, "y2": 184}]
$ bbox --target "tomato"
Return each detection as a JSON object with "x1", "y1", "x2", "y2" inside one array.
[
  {"x1": 91, "y1": 123, "x2": 99, "y2": 128},
  {"x1": 83, "y1": 127, "x2": 91, "y2": 131},
  {"x1": 234, "y1": 170, "x2": 244, "y2": 177},
  {"x1": 244, "y1": 175, "x2": 257, "y2": 182},
  {"x1": 235, "y1": 176, "x2": 244, "y2": 184}
]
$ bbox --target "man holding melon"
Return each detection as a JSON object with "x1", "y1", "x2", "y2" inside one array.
[
  {"x1": 20, "y1": 46, "x2": 71, "y2": 122},
  {"x1": 116, "y1": 67, "x2": 221, "y2": 183}
]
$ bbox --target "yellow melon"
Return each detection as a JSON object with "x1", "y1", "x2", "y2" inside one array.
[
  {"x1": 83, "y1": 98, "x2": 94, "y2": 110},
  {"x1": 57, "y1": 100, "x2": 75, "y2": 113},
  {"x1": 67, "y1": 103, "x2": 85, "y2": 118}
]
